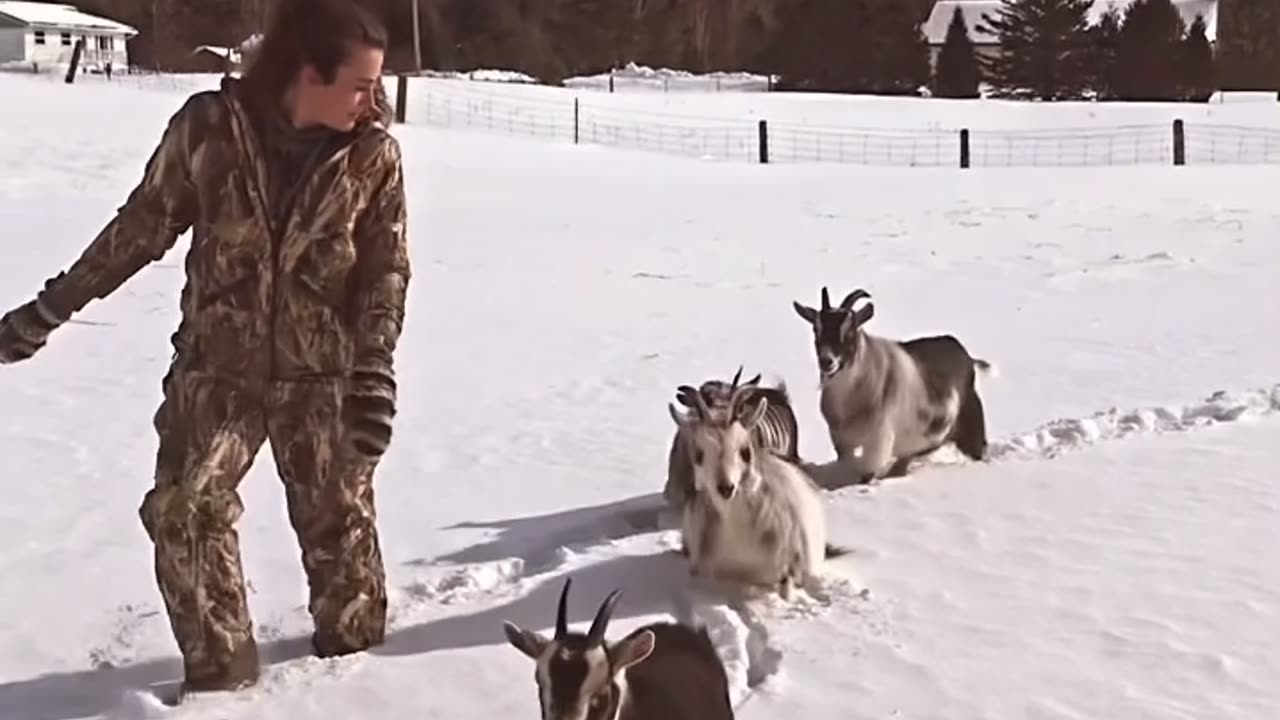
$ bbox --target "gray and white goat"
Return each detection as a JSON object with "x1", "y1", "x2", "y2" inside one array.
[
  {"x1": 662, "y1": 365, "x2": 800, "y2": 512},
  {"x1": 792, "y1": 286, "x2": 995, "y2": 483},
  {"x1": 503, "y1": 578, "x2": 736, "y2": 720},
  {"x1": 668, "y1": 382, "x2": 830, "y2": 599}
]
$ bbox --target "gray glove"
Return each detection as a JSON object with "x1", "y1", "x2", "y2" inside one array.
[
  {"x1": 341, "y1": 361, "x2": 397, "y2": 459},
  {"x1": 0, "y1": 274, "x2": 72, "y2": 364}
]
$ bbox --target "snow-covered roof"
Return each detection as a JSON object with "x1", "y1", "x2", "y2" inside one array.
[
  {"x1": 192, "y1": 45, "x2": 240, "y2": 62},
  {"x1": 924, "y1": 0, "x2": 1217, "y2": 45},
  {"x1": 0, "y1": 1, "x2": 137, "y2": 35},
  {"x1": 1107, "y1": 0, "x2": 1217, "y2": 39},
  {"x1": 922, "y1": 1, "x2": 1005, "y2": 46}
]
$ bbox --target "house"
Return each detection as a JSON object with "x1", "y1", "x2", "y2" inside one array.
[
  {"x1": 922, "y1": 1, "x2": 1002, "y2": 72},
  {"x1": 189, "y1": 44, "x2": 239, "y2": 74},
  {"x1": 923, "y1": 0, "x2": 1219, "y2": 71},
  {"x1": 0, "y1": 1, "x2": 136, "y2": 72}
]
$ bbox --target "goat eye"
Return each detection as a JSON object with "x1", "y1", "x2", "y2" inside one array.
[
  {"x1": 739, "y1": 447, "x2": 751, "y2": 463},
  {"x1": 694, "y1": 449, "x2": 704, "y2": 465}
]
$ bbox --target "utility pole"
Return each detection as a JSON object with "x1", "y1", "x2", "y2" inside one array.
[{"x1": 411, "y1": 0, "x2": 422, "y2": 72}]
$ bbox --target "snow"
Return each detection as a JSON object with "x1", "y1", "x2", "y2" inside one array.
[{"x1": 1, "y1": 70, "x2": 1278, "y2": 720}]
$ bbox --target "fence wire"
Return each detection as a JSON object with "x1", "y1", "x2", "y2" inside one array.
[
  {"x1": 1184, "y1": 123, "x2": 1280, "y2": 164},
  {"x1": 966, "y1": 124, "x2": 1172, "y2": 166},
  {"x1": 405, "y1": 78, "x2": 1280, "y2": 168}
]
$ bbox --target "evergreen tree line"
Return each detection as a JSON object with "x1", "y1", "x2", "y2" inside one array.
[
  {"x1": 50, "y1": 0, "x2": 1280, "y2": 97},
  {"x1": 932, "y1": 0, "x2": 1219, "y2": 101}
]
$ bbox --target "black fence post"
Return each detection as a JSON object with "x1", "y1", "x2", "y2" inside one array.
[
  {"x1": 959, "y1": 128, "x2": 971, "y2": 169},
  {"x1": 64, "y1": 37, "x2": 84, "y2": 84},
  {"x1": 574, "y1": 98, "x2": 580, "y2": 144},
  {"x1": 394, "y1": 74, "x2": 408, "y2": 124},
  {"x1": 758, "y1": 120, "x2": 769, "y2": 164},
  {"x1": 1172, "y1": 119, "x2": 1185, "y2": 165}
]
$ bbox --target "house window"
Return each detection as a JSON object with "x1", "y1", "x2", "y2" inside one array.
[
  {"x1": 97, "y1": 35, "x2": 111, "y2": 50},
  {"x1": 61, "y1": 32, "x2": 71, "y2": 45},
  {"x1": 33, "y1": 30, "x2": 45, "y2": 44}
]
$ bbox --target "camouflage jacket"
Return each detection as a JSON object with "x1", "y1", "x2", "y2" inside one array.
[{"x1": 42, "y1": 76, "x2": 410, "y2": 384}]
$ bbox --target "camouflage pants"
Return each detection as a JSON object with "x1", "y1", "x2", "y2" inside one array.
[{"x1": 138, "y1": 365, "x2": 388, "y2": 690}]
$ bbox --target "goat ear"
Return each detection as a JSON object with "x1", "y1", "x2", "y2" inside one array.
[
  {"x1": 792, "y1": 301, "x2": 818, "y2": 324},
  {"x1": 738, "y1": 395, "x2": 769, "y2": 431},
  {"x1": 853, "y1": 302, "x2": 874, "y2": 326},
  {"x1": 610, "y1": 629, "x2": 655, "y2": 674},
  {"x1": 503, "y1": 621, "x2": 550, "y2": 660},
  {"x1": 668, "y1": 403, "x2": 687, "y2": 427}
]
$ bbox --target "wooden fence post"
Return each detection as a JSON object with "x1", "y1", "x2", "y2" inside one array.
[
  {"x1": 64, "y1": 37, "x2": 84, "y2": 84},
  {"x1": 960, "y1": 128, "x2": 971, "y2": 169},
  {"x1": 1172, "y1": 119, "x2": 1185, "y2": 165},
  {"x1": 758, "y1": 120, "x2": 769, "y2": 164},
  {"x1": 394, "y1": 74, "x2": 408, "y2": 124}
]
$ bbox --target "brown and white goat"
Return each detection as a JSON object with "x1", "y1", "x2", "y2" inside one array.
[{"x1": 503, "y1": 578, "x2": 735, "y2": 720}]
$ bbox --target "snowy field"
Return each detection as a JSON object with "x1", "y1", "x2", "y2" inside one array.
[{"x1": 1, "y1": 71, "x2": 1278, "y2": 720}]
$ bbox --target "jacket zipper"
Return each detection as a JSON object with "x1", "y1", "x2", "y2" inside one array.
[{"x1": 224, "y1": 92, "x2": 366, "y2": 382}]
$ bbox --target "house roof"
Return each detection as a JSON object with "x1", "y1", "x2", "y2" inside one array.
[
  {"x1": 0, "y1": 1, "x2": 137, "y2": 35},
  {"x1": 924, "y1": 0, "x2": 1217, "y2": 45},
  {"x1": 923, "y1": 1, "x2": 1002, "y2": 46}
]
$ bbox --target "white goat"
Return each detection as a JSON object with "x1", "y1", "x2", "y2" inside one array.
[
  {"x1": 667, "y1": 383, "x2": 830, "y2": 600},
  {"x1": 663, "y1": 366, "x2": 800, "y2": 512},
  {"x1": 793, "y1": 286, "x2": 995, "y2": 483}
]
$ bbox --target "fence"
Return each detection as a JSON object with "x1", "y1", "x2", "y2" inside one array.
[{"x1": 397, "y1": 78, "x2": 1280, "y2": 168}]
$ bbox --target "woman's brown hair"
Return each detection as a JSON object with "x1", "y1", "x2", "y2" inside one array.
[{"x1": 239, "y1": 0, "x2": 388, "y2": 105}]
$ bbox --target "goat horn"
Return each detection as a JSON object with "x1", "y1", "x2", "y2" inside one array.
[
  {"x1": 678, "y1": 382, "x2": 711, "y2": 419},
  {"x1": 586, "y1": 589, "x2": 622, "y2": 647},
  {"x1": 840, "y1": 289, "x2": 871, "y2": 310},
  {"x1": 727, "y1": 381, "x2": 756, "y2": 419},
  {"x1": 821, "y1": 286, "x2": 832, "y2": 311},
  {"x1": 744, "y1": 373, "x2": 762, "y2": 387},
  {"x1": 694, "y1": 391, "x2": 711, "y2": 418},
  {"x1": 730, "y1": 365, "x2": 744, "y2": 391},
  {"x1": 555, "y1": 578, "x2": 571, "y2": 638}
]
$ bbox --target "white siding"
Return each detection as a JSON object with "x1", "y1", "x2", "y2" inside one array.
[
  {"x1": 24, "y1": 26, "x2": 129, "y2": 69},
  {"x1": 0, "y1": 26, "x2": 23, "y2": 62}
]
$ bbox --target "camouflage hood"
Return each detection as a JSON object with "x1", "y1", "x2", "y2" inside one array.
[{"x1": 366, "y1": 77, "x2": 395, "y2": 128}]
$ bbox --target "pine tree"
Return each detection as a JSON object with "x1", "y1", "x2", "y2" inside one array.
[
  {"x1": 977, "y1": 0, "x2": 1095, "y2": 100},
  {"x1": 1180, "y1": 14, "x2": 1216, "y2": 101},
  {"x1": 1113, "y1": 0, "x2": 1186, "y2": 101},
  {"x1": 1215, "y1": 0, "x2": 1280, "y2": 90},
  {"x1": 932, "y1": 6, "x2": 981, "y2": 98},
  {"x1": 1085, "y1": 6, "x2": 1122, "y2": 99}
]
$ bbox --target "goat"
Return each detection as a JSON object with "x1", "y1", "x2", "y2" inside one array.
[
  {"x1": 502, "y1": 578, "x2": 736, "y2": 720},
  {"x1": 662, "y1": 365, "x2": 800, "y2": 512},
  {"x1": 792, "y1": 286, "x2": 995, "y2": 483},
  {"x1": 667, "y1": 381, "x2": 829, "y2": 600}
]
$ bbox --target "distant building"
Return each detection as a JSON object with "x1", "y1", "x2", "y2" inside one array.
[
  {"x1": 923, "y1": 0, "x2": 1219, "y2": 71},
  {"x1": 189, "y1": 45, "x2": 240, "y2": 74},
  {"x1": 0, "y1": 0, "x2": 136, "y2": 72}
]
